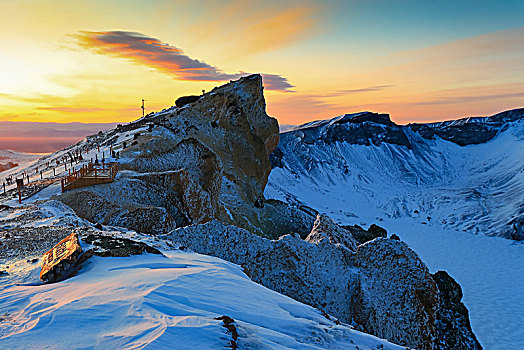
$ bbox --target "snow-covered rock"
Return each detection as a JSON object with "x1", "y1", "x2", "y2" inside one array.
[{"x1": 170, "y1": 219, "x2": 480, "y2": 350}]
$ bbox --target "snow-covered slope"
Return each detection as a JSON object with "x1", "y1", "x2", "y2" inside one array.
[
  {"x1": 265, "y1": 109, "x2": 524, "y2": 349},
  {"x1": 0, "y1": 244, "x2": 402, "y2": 349}
]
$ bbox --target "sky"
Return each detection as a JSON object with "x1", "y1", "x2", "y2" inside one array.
[{"x1": 0, "y1": 0, "x2": 523, "y2": 149}]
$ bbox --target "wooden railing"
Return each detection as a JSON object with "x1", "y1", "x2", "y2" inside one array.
[{"x1": 61, "y1": 162, "x2": 118, "y2": 192}]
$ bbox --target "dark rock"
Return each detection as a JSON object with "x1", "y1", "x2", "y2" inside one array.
[
  {"x1": 254, "y1": 197, "x2": 264, "y2": 208},
  {"x1": 409, "y1": 108, "x2": 524, "y2": 146},
  {"x1": 342, "y1": 223, "x2": 387, "y2": 245},
  {"x1": 368, "y1": 224, "x2": 387, "y2": 238},
  {"x1": 432, "y1": 271, "x2": 483, "y2": 350},
  {"x1": 506, "y1": 216, "x2": 524, "y2": 241},
  {"x1": 83, "y1": 234, "x2": 162, "y2": 257},
  {"x1": 390, "y1": 234, "x2": 401, "y2": 240},
  {"x1": 269, "y1": 147, "x2": 284, "y2": 168},
  {"x1": 175, "y1": 95, "x2": 200, "y2": 108},
  {"x1": 215, "y1": 315, "x2": 238, "y2": 349},
  {"x1": 94, "y1": 223, "x2": 103, "y2": 230},
  {"x1": 287, "y1": 112, "x2": 412, "y2": 148},
  {"x1": 0, "y1": 270, "x2": 7, "y2": 276}
]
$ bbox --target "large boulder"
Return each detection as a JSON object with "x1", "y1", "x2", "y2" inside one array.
[
  {"x1": 351, "y1": 238, "x2": 438, "y2": 349},
  {"x1": 40, "y1": 232, "x2": 83, "y2": 283}
]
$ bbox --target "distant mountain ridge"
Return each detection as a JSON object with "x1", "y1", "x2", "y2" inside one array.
[{"x1": 268, "y1": 108, "x2": 524, "y2": 240}]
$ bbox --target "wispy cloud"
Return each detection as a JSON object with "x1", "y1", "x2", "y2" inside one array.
[
  {"x1": 188, "y1": 1, "x2": 319, "y2": 55},
  {"x1": 75, "y1": 31, "x2": 294, "y2": 91},
  {"x1": 320, "y1": 85, "x2": 393, "y2": 97}
]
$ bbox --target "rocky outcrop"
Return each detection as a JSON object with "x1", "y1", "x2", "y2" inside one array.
[
  {"x1": 409, "y1": 108, "x2": 524, "y2": 146},
  {"x1": 170, "y1": 216, "x2": 480, "y2": 350},
  {"x1": 83, "y1": 234, "x2": 162, "y2": 257},
  {"x1": 351, "y1": 238, "x2": 438, "y2": 348},
  {"x1": 281, "y1": 112, "x2": 412, "y2": 150},
  {"x1": 306, "y1": 214, "x2": 358, "y2": 251},
  {"x1": 432, "y1": 271, "x2": 482, "y2": 349},
  {"x1": 342, "y1": 223, "x2": 388, "y2": 245},
  {"x1": 56, "y1": 74, "x2": 280, "y2": 236}
]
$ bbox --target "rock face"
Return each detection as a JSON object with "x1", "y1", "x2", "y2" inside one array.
[
  {"x1": 409, "y1": 108, "x2": 524, "y2": 146},
  {"x1": 56, "y1": 74, "x2": 280, "y2": 235},
  {"x1": 284, "y1": 112, "x2": 412, "y2": 149},
  {"x1": 432, "y1": 271, "x2": 482, "y2": 349},
  {"x1": 351, "y1": 238, "x2": 438, "y2": 348},
  {"x1": 170, "y1": 217, "x2": 481, "y2": 350}
]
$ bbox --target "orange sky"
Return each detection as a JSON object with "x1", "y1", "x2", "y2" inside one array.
[{"x1": 0, "y1": 0, "x2": 523, "y2": 127}]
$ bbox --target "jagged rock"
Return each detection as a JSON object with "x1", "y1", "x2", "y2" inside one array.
[
  {"x1": 390, "y1": 233, "x2": 401, "y2": 240},
  {"x1": 40, "y1": 232, "x2": 83, "y2": 283},
  {"x1": 162, "y1": 74, "x2": 279, "y2": 206},
  {"x1": 432, "y1": 271, "x2": 483, "y2": 350},
  {"x1": 175, "y1": 95, "x2": 200, "y2": 107},
  {"x1": 306, "y1": 214, "x2": 358, "y2": 251},
  {"x1": 409, "y1": 108, "x2": 524, "y2": 146},
  {"x1": 342, "y1": 223, "x2": 388, "y2": 245},
  {"x1": 286, "y1": 112, "x2": 412, "y2": 148},
  {"x1": 82, "y1": 234, "x2": 162, "y2": 257},
  {"x1": 351, "y1": 238, "x2": 438, "y2": 349}
]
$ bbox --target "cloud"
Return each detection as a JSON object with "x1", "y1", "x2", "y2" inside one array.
[
  {"x1": 188, "y1": 1, "x2": 319, "y2": 55},
  {"x1": 75, "y1": 31, "x2": 294, "y2": 91},
  {"x1": 319, "y1": 85, "x2": 393, "y2": 97},
  {"x1": 259, "y1": 73, "x2": 295, "y2": 92}
]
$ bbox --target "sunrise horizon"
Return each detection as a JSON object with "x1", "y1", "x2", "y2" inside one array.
[{"x1": 2, "y1": 0, "x2": 523, "y2": 133}]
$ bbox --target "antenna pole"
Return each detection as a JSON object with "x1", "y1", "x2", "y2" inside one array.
[{"x1": 141, "y1": 99, "x2": 146, "y2": 118}]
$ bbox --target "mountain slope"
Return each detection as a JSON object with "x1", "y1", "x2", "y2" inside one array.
[{"x1": 268, "y1": 109, "x2": 524, "y2": 240}]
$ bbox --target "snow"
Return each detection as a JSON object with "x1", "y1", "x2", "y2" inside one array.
[
  {"x1": 0, "y1": 251, "x2": 403, "y2": 349},
  {"x1": 265, "y1": 119, "x2": 524, "y2": 350}
]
